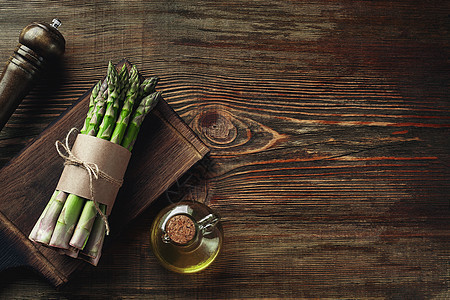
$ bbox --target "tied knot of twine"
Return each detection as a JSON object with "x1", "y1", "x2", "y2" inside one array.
[{"x1": 55, "y1": 128, "x2": 124, "y2": 235}]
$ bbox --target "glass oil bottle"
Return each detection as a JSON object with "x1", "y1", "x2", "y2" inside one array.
[{"x1": 150, "y1": 201, "x2": 223, "y2": 273}]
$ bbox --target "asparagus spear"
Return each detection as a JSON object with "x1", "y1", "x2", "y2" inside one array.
[
  {"x1": 68, "y1": 199, "x2": 98, "y2": 249},
  {"x1": 29, "y1": 190, "x2": 67, "y2": 243},
  {"x1": 48, "y1": 63, "x2": 117, "y2": 249},
  {"x1": 121, "y1": 91, "x2": 162, "y2": 151},
  {"x1": 110, "y1": 65, "x2": 139, "y2": 144},
  {"x1": 80, "y1": 204, "x2": 106, "y2": 259},
  {"x1": 29, "y1": 191, "x2": 56, "y2": 241},
  {"x1": 85, "y1": 62, "x2": 116, "y2": 136},
  {"x1": 81, "y1": 91, "x2": 161, "y2": 260},
  {"x1": 118, "y1": 64, "x2": 130, "y2": 92},
  {"x1": 138, "y1": 76, "x2": 159, "y2": 100},
  {"x1": 69, "y1": 65, "x2": 129, "y2": 249},
  {"x1": 80, "y1": 80, "x2": 102, "y2": 134},
  {"x1": 97, "y1": 63, "x2": 121, "y2": 140}
]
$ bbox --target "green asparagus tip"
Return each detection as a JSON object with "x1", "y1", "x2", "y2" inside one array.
[
  {"x1": 144, "y1": 91, "x2": 162, "y2": 113},
  {"x1": 139, "y1": 76, "x2": 159, "y2": 98}
]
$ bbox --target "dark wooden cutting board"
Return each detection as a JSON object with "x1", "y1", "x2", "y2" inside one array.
[{"x1": 0, "y1": 60, "x2": 209, "y2": 287}]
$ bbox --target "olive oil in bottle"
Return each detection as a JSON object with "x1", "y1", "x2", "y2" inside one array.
[{"x1": 150, "y1": 201, "x2": 223, "y2": 273}]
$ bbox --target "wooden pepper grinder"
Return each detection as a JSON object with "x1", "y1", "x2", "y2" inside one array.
[{"x1": 0, "y1": 19, "x2": 65, "y2": 131}]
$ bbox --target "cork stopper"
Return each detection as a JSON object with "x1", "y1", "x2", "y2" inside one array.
[{"x1": 165, "y1": 215, "x2": 196, "y2": 245}]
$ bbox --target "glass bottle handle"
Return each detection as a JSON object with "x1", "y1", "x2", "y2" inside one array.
[{"x1": 197, "y1": 213, "x2": 220, "y2": 235}]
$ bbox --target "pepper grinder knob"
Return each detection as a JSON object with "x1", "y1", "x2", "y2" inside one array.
[{"x1": 0, "y1": 19, "x2": 66, "y2": 131}]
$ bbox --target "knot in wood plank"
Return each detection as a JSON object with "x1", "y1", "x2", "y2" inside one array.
[{"x1": 198, "y1": 110, "x2": 237, "y2": 144}]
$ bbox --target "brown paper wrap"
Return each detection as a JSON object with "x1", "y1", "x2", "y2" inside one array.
[{"x1": 56, "y1": 133, "x2": 131, "y2": 215}]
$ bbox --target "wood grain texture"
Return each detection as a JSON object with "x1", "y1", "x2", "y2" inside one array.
[{"x1": 0, "y1": 0, "x2": 449, "y2": 299}]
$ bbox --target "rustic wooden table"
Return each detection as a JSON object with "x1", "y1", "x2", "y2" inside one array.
[{"x1": 0, "y1": 1, "x2": 449, "y2": 299}]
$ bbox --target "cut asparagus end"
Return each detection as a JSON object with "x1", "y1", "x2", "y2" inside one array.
[
  {"x1": 31, "y1": 190, "x2": 68, "y2": 245},
  {"x1": 81, "y1": 204, "x2": 107, "y2": 258},
  {"x1": 69, "y1": 201, "x2": 98, "y2": 249}
]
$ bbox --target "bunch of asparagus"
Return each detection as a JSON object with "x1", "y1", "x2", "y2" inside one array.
[{"x1": 29, "y1": 62, "x2": 161, "y2": 265}]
